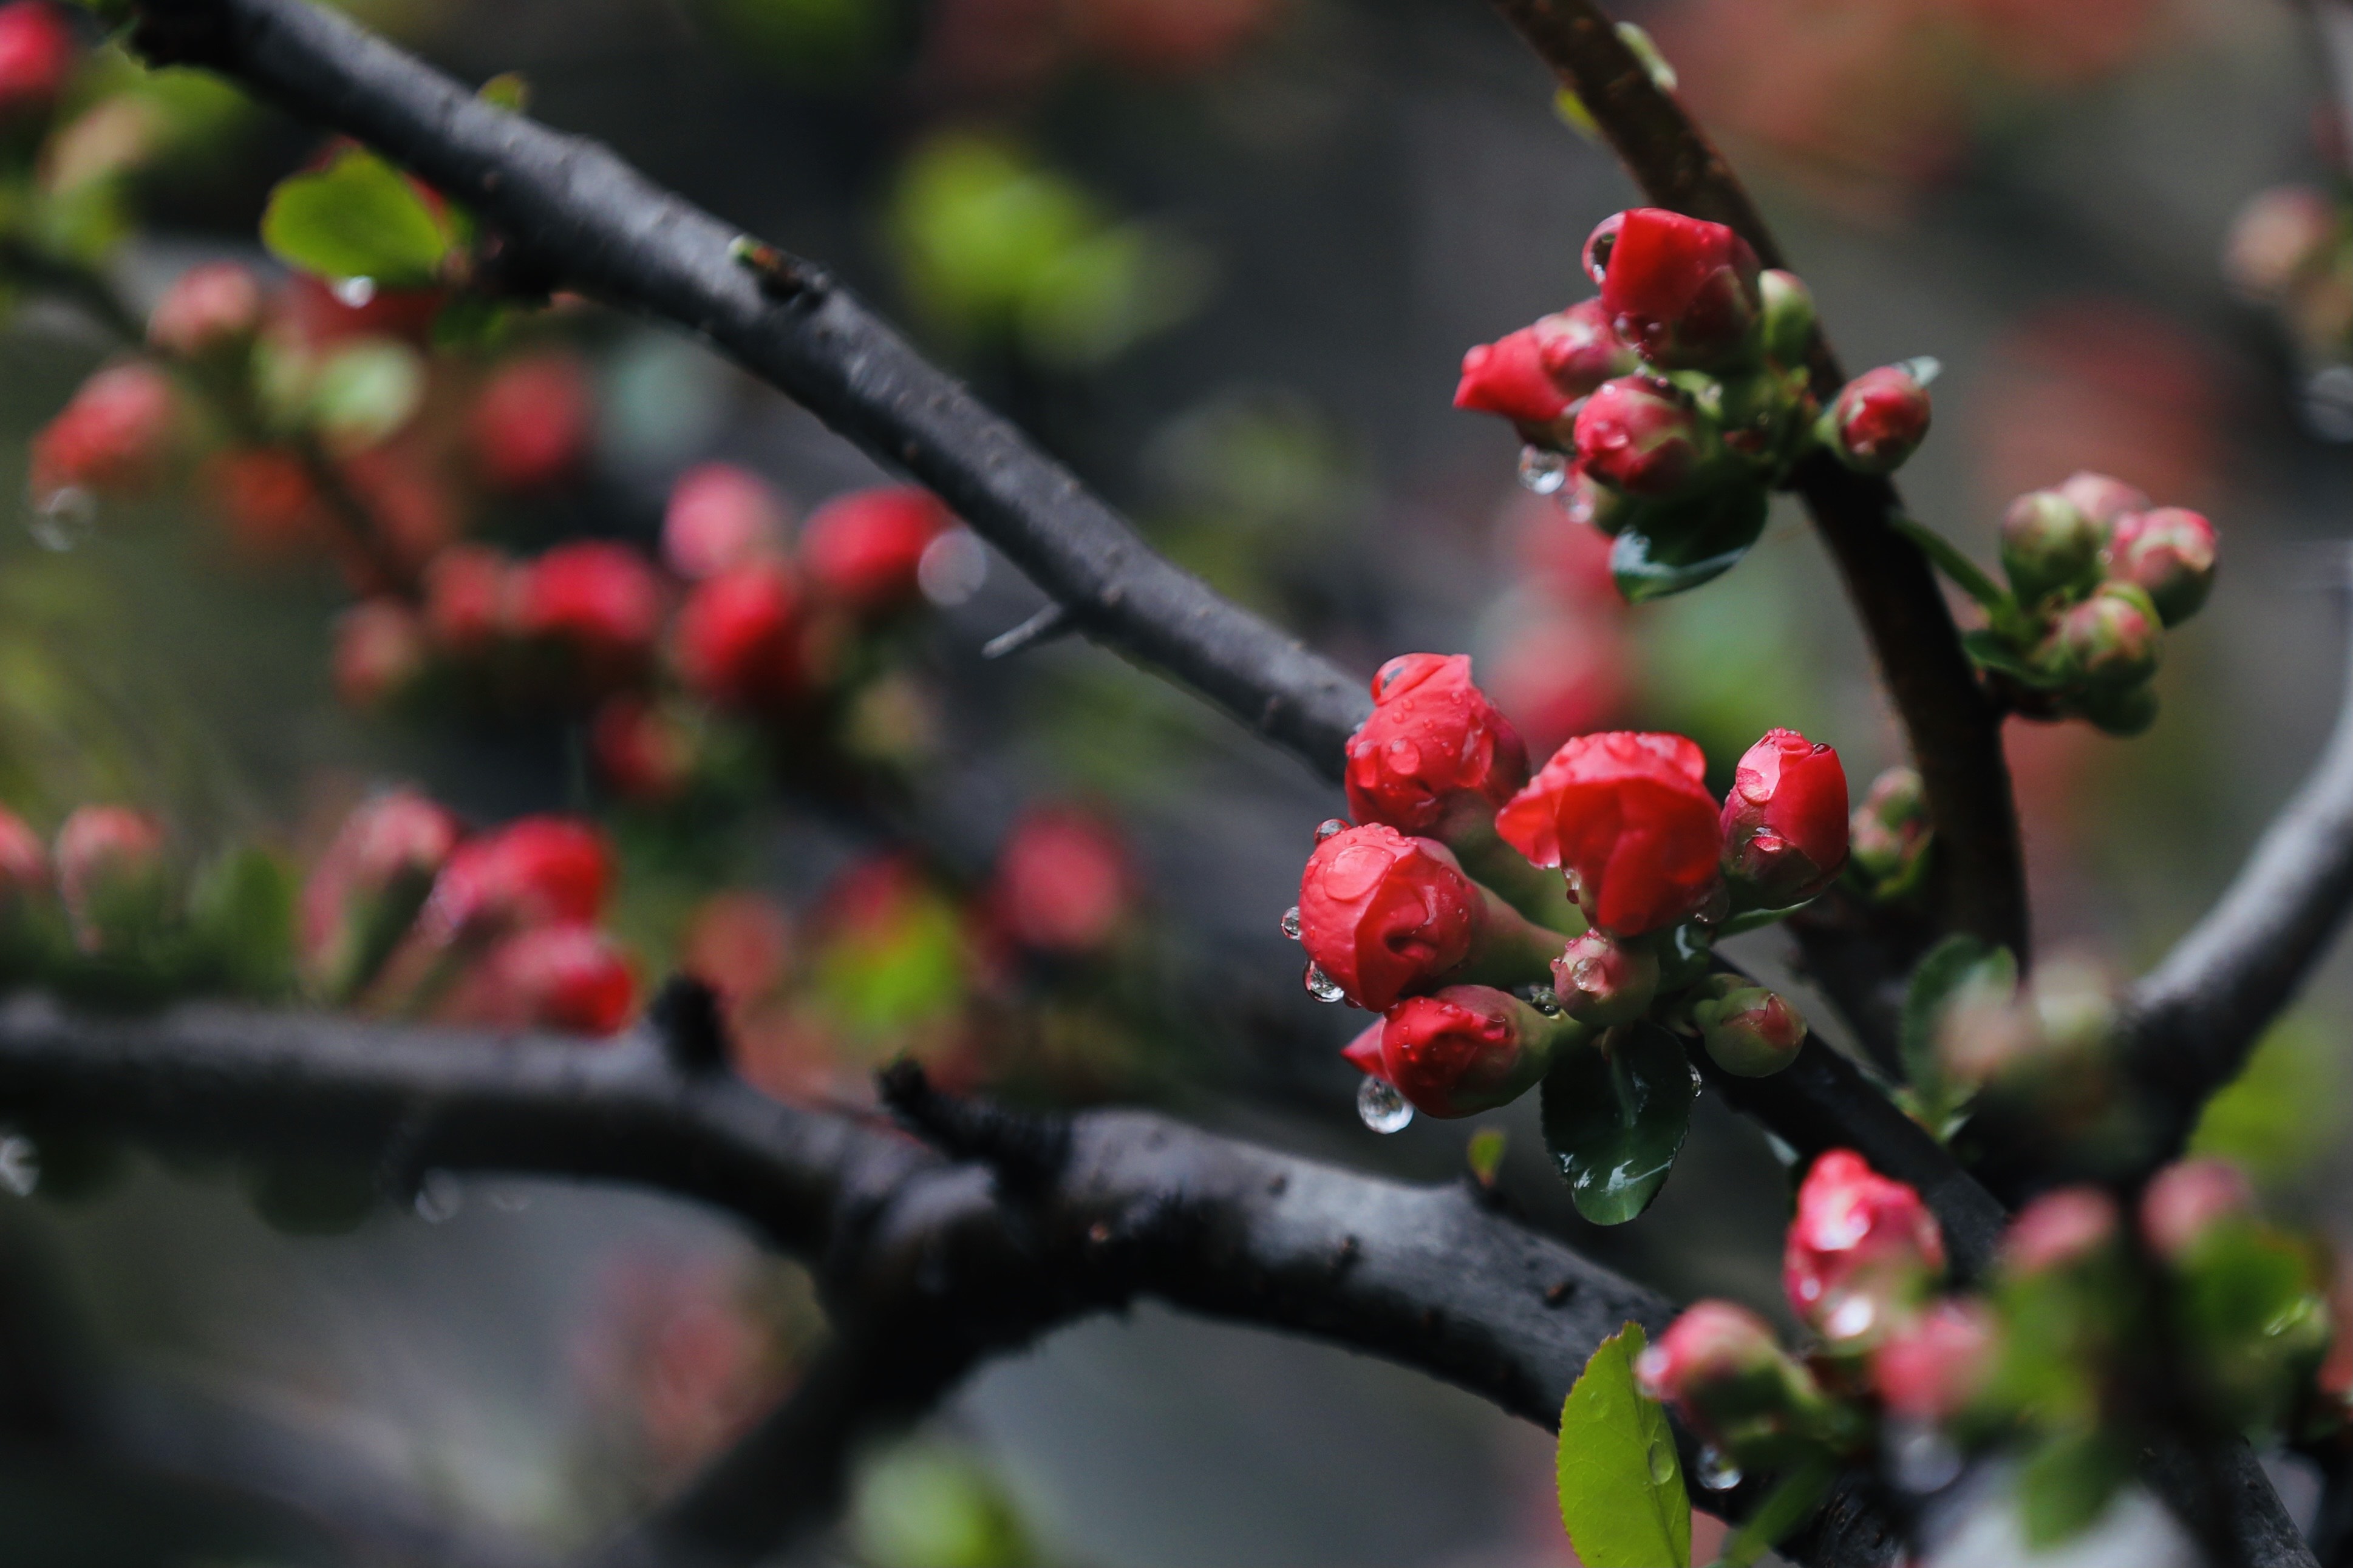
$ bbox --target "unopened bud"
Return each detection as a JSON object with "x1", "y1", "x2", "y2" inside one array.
[
  {"x1": 1817, "y1": 365, "x2": 1930, "y2": 475},
  {"x1": 1590, "y1": 208, "x2": 1763, "y2": 371},
  {"x1": 1757, "y1": 270, "x2": 1816, "y2": 366},
  {"x1": 1573, "y1": 376, "x2": 1708, "y2": 498},
  {"x1": 1551, "y1": 931, "x2": 1658, "y2": 1027},
  {"x1": 1375, "y1": 984, "x2": 1576, "y2": 1116},
  {"x1": 1720, "y1": 727, "x2": 1849, "y2": 909},
  {"x1": 1531, "y1": 298, "x2": 1638, "y2": 401},
  {"x1": 1454, "y1": 324, "x2": 1577, "y2": 433},
  {"x1": 1849, "y1": 766, "x2": 1930, "y2": 900},
  {"x1": 1636, "y1": 1300, "x2": 1828, "y2": 1465},
  {"x1": 2104, "y1": 507, "x2": 2215, "y2": 627},
  {"x1": 1871, "y1": 1300, "x2": 1996, "y2": 1424},
  {"x1": 1784, "y1": 1150, "x2": 1945, "y2": 1348},
  {"x1": 2000, "y1": 489, "x2": 2105, "y2": 605},
  {"x1": 2054, "y1": 471, "x2": 2150, "y2": 529},
  {"x1": 2069, "y1": 677, "x2": 2160, "y2": 738},
  {"x1": 2053, "y1": 582, "x2": 2161, "y2": 691},
  {"x1": 56, "y1": 805, "x2": 166, "y2": 952},
  {"x1": 2140, "y1": 1158, "x2": 2255, "y2": 1263},
  {"x1": 1345, "y1": 653, "x2": 1529, "y2": 838},
  {"x1": 2000, "y1": 1186, "x2": 2119, "y2": 1278},
  {"x1": 1690, "y1": 975, "x2": 1806, "y2": 1077}
]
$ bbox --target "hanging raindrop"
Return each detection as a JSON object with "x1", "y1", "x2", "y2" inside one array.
[
  {"x1": 1304, "y1": 962, "x2": 1346, "y2": 1003},
  {"x1": 1697, "y1": 1445, "x2": 1742, "y2": 1492},
  {"x1": 1517, "y1": 445, "x2": 1568, "y2": 495},
  {"x1": 1280, "y1": 905, "x2": 1302, "y2": 940},
  {"x1": 1357, "y1": 1078, "x2": 1414, "y2": 1133},
  {"x1": 0, "y1": 1134, "x2": 36, "y2": 1198},
  {"x1": 27, "y1": 486, "x2": 94, "y2": 552},
  {"x1": 1524, "y1": 986, "x2": 1562, "y2": 1017},
  {"x1": 1890, "y1": 1422, "x2": 1961, "y2": 1493},
  {"x1": 1315, "y1": 818, "x2": 1349, "y2": 843}
]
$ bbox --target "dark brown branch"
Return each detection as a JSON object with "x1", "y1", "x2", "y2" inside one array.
[
  {"x1": 124, "y1": 0, "x2": 1369, "y2": 778},
  {"x1": 1482, "y1": 0, "x2": 2028, "y2": 959}
]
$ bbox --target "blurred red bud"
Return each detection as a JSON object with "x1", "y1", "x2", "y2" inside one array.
[
  {"x1": 662, "y1": 463, "x2": 789, "y2": 580},
  {"x1": 801, "y1": 487, "x2": 953, "y2": 614},
  {"x1": 468, "y1": 353, "x2": 594, "y2": 493},
  {"x1": 148, "y1": 262, "x2": 264, "y2": 358}
]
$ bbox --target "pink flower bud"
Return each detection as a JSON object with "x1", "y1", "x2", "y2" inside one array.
[
  {"x1": 423, "y1": 543, "x2": 516, "y2": 654},
  {"x1": 1533, "y1": 298, "x2": 1640, "y2": 399},
  {"x1": 1721, "y1": 727, "x2": 1849, "y2": 908},
  {"x1": 332, "y1": 598, "x2": 427, "y2": 711},
  {"x1": 514, "y1": 541, "x2": 665, "y2": 678},
  {"x1": 1296, "y1": 824, "x2": 1482, "y2": 1011},
  {"x1": 2052, "y1": 582, "x2": 2160, "y2": 691},
  {"x1": 148, "y1": 262, "x2": 264, "y2": 358},
  {"x1": 1343, "y1": 653, "x2": 1529, "y2": 837},
  {"x1": 426, "y1": 815, "x2": 613, "y2": 940},
  {"x1": 2054, "y1": 471, "x2": 2150, "y2": 529},
  {"x1": 591, "y1": 696, "x2": 697, "y2": 805},
  {"x1": 1691, "y1": 977, "x2": 1807, "y2": 1077},
  {"x1": 301, "y1": 790, "x2": 460, "y2": 988},
  {"x1": 1591, "y1": 208, "x2": 1763, "y2": 370},
  {"x1": 1454, "y1": 324, "x2": 1576, "y2": 430},
  {"x1": 1871, "y1": 1300, "x2": 1995, "y2": 1424},
  {"x1": 990, "y1": 806, "x2": 1135, "y2": 955},
  {"x1": 1850, "y1": 766, "x2": 1930, "y2": 898},
  {"x1": 0, "y1": 808, "x2": 48, "y2": 905},
  {"x1": 675, "y1": 563, "x2": 803, "y2": 711},
  {"x1": 1636, "y1": 1300, "x2": 1823, "y2": 1462},
  {"x1": 30, "y1": 363, "x2": 178, "y2": 498},
  {"x1": 1496, "y1": 731, "x2": 1722, "y2": 938},
  {"x1": 2000, "y1": 489, "x2": 2105, "y2": 605},
  {"x1": 467, "y1": 353, "x2": 593, "y2": 493},
  {"x1": 662, "y1": 463, "x2": 789, "y2": 580},
  {"x1": 1819, "y1": 365, "x2": 1930, "y2": 475},
  {"x1": 1572, "y1": 376, "x2": 1705, "y2": 498},
  {"x1": 55, "y1": 805, "x2": 165, "y2": 949},
  {"x1": 2140, "y1": 1158, "x2": 2253, "y2": 1263},
  {"x1": 0, "y1": 2, "x2": 75, "y2": 116},
  {"x1": 1783, "y1": 1150, "x2": 1945, "y2": 1346},
  {"x1": 1377, "y1": 984, "x2": 1559, "y2": 1116},
  {"x1": 801, "y1": 487, "x2": 953, "y2": 614},
  {"x1": 2000, "y1": 1186, "x2": 2119, "y2": 1278},
  {"x1": 475, "y1": 925, "x2": 636, "y2": 1035},
  {"x1": 2224, "y1": 188, "x2": 2336, "y2": 303},
  {"x1": 2103, "y1": 507, "x2": 2215, "y2": 627},
  {"x1": 1551, "y1": 930, "x2": 1658, "y2": 1027}
]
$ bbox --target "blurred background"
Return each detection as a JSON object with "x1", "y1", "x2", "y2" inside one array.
[{"x1": 0, "y1": 0, "x2": 2344, "y2": 1561}]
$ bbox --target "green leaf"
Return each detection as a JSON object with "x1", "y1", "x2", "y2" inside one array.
[
  {"x1": 1899, "y1": 934, "x2": 2015, "y2": 1096},
  {"x1": 1610, "y1": 484, "x2": 1770, "y2": 603},
  {"x1": 1541, "y1": 1023, "x2": 1696, "y2": 1224},
  {"x1": 262, "y1": 147, "x2": 453, "y2": 287},
  {"x1": 1961, "y1": 628, "x2": 2063, "y2": 689},
  {"x1": 1713, "y1": 1454, "x2": 1834, "y2": 1567},
  {"x1": 2018, "y1": 1429, "x2": 2132, "y2": 1547},
  {"x1": 1466, "y1": 1127, "x2": 1508, "y2": 1188},
  {"x1": 1557, "y1": 1323, "x2": 1691, "y2": 1568}
]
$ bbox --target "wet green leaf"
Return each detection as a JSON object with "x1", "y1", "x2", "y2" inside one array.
[
  {"x1": 1557, "y1": 1322, "x2": 1691, "y2": 1567},
  {"x1": 262, "y1": 146, "x2": 452, "y2": 287},
  {"x1": 1609, "y1": 483, "x2": 1769, "y2": 603},
  {"x1": 1541, "y1": 1023, "x2": 1695, "y2": 1224}
]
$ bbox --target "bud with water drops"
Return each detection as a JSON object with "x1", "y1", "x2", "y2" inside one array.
[
  {"x1": 1550, "y1": 930, "x2": 1657, "y2": 1028},
  {"x1": 1346, "y1": 985, "x2": 1585, "y2": 1118},
  {"x1": 1636, "y1": 1300, "x2": 1835, "y2": 1469},
  {"x1": 1589, "y1": 208, "x2": 1763, "y2": 372},
  {"x1": 1343, "y1": 653, "x2": 1528, "y2": 839},
  {"x1": 1719, "y1": 727, "x2": 1849, "y2": 911},
  {"x1": 1572, "y1": 376, "x2": 1711, "y2": 498},
  {"x1": 2102, "y1": 506, "x2": 2216, "y2": 627},
  {"x1": 1687, "y1": 974, "x2": 1807, "y2": 1078},
  {"x1": 1496, "y1": 730, "x2": 1723, "y2": 938},
  {"x1": 1783, "y1": 1150, "x2": 1946, "y2": 1352},
  {"x1": 1817, "y1": 363, "x2": 1932, "y2": 475},
  {"x1": 1295, "y1": 824, "x2": 1559, "y2": 1011}
]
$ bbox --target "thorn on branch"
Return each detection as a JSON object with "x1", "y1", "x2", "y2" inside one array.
[
  {"x1": 876, "y1": 1059, "x2": 1071, "y2": 1195},
  {"x1": 650, "y1": 975, "x2": 730, "y2": 1074},
  {"x1": 981, "y1": 603, "x2": 1074, "y2": 660}
]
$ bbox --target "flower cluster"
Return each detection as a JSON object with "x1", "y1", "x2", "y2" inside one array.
[
  {"x1": 1296, "y1": 652, "x2": 1848, "y2": 1147},
  {"x1": 1913, "y1": 470, "x2": 2215, "y2": 735},
  {"x1": 1641, "y1": 1152, "x2": 2340, "y2": 1547},
  {"x1": 1454, "y1": 208, "x2": 1934, "y2": 601}
]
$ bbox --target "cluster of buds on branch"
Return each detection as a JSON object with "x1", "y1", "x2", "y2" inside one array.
[
  {"x1": 1454, "y1": 208, "x2": 1935, "y2": 602},
  {"x1": 1289, "y1": 653, "x2": 1846, "y2": 1221}
]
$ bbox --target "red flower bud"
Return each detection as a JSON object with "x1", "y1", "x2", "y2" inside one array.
[
  {"x1": 1495, "y1": 731, "x2": 1722, "y2": 938},
  {"x1": 0, "y1": 2, "x2": 75, "y2": 115},
  {"x1": 1591, "y1": 208, "x2": 1763, "y2": 370},
  {"x1": 2000, "y1": 1186, "x2": 2119, "y2": 1278},
  {"x1": 332, "y1": 598, "x2": 427, "y2": 710},
  {"x1": 55, "y1": 804, "x2": 165, "y2": 949},
  {"x1": 477, "y1": 925, "x2": 636, "y2": 1036},
  {"x1": 2140, "y1": 1158, "x2": 2253, "y2": 1263},
  {"x1": 1340, "y1": 1018, "x2": 1384, "y2": 1077},
  {"x1": 1636, "y1": 1300, "x2": 1824, "y2": 1463},
  {"x1": 1375, "y1": 985, "x2": 1562, "y2": 1117},
  {"x1": 200, "y1": 448, "x2": 327, "y2": 557},
  {"x1": 467, "y1": 353, "x2": 593, "y2": 493},
  {"x1": 2103, "y1": 506, "x2": 2215, "y2": 627},
  {"x1": 1721, "y1": 727, "x2": 1849, "y2": 908},
  {"x1": 2000, "y1": 489, "x2": 2105, "y2": 605},
  {"x1": 1850, "y1": 765, "x2": 1930, "y2": 900},
  {"x1": 662, "y1": 463, "x2": 788, "y2": 580},
  {"x1": 514, "y1": 541, "x2": 664, "y2": 676},
  {"x1": 426, "y1": 815, "x2": 613, "y2": 940},
  {"x1": 1454, "y1": 324, "x2": 1575, "y2": 430},
  {"x1": 1296, "y1": 824, "x2": 1482, "y2": 1011},
  {"x1": 301, "y1": 789, "x2": 460, "y2": 989},
  {"x1": 2054, "y1": 470, "x2": 2149, "y2": 529},
  {"x1": 148, "y1": 262, "x2": 264, "y2": 359},
  {"x1": 1343, "y1": 653, "x2": 1529, "y2": 837},
  {"x1": 1551, "y1": 930, "x2": 1657, "y2": 1027},
  {"x1": 991, "y1": 806, "x2": 1135, "y2": 955},
  {"x1": 2052, "y1": 582, "x2": 2161, "y2": 690},
  {"x1": 591, "y1": 696, "x2": 697, "y2": 805},
  {"x1": 1871, "y1": 1299, "x2": 1995, "y2": 1424},
  {"x1": 423, "y1": 543, "x2": 516, "y2": 654},
  {"x1": 802, "y1": 487, "x2": 952, "y2": 614},
  {"x1": 1572, "y1": 376, "x2": 1705, "y2": 498},
  {"x1": 1691, "y1": 976, "x2": 1807, "y2": 1077},
  {"x1": 675, "y1": 563, "x2": 803, "y2": 711},
  {"x1": 1819, "y1": 365, "x2": 1930, "y2": 475},
  {"x1": 1534, "y1": 298, "x2": 1639, "y2": 400},
  {"x1": 30, "y1": 363, "x2": 177, "y2": 498},
  {"x1": 1783, "y1": 1150, "x2": 1945, "y2": 1346}
]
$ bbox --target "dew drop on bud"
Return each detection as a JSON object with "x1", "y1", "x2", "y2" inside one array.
[
  {"x1": 1896, "y1": 355, "x2": 1943, "y2": 387},
  {"x1": 1280, "y1": 905, "x2": 1302, "y2": 940},
  {"x1": 1304, "y1": 962, "x2": 1345, "y2": 1003},
  {"x1": 1357, "y1": 1076, "x2": 1414, "y2": 1133},
  {"x1": 414, "y1": 1168, "x2": 464, "y2": 1224},
  {"x1": 1315, "y1": 818, "x2": 1349, "y2": 843},
  {"x1": 27, "y1": 486, "x2": 94, "y2": 552},
  {"x1": 1517, "y1": 445, "x2": 1568, "y2": 495},
  {"x1": 0, "y1": 1133, "x2": 36, "y2": 1198},
  {"x1": 1697, "y1": 1445, "x2": 1742, "y2": 1492},
  {"x1": 1525, "y1": 986, "x2": 1561, "y2": 1017}
]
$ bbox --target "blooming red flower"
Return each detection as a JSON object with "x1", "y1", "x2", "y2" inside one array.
[
  {"x1": 1720, "y1": 727, "x2": 1849, "y2": 908},
  {"x1": 478, "y1": 925, "x2": 636, "y2": 1035},
  {"x1": 591, "y1": 696, "x2": 696, "y2": 805},
  {"x1": 1822, "y1": 364, "x2": 1930, "y2": 474},
  {"x1": 675, "y1": 563, "x2": 802, "y2": 711},
  {"x1": 148, "y1": 262, "x2": 264, "y2": 358},
  {"x1": 2104, "y1": 506, "x2": 2215, "y2": 627},
  {"x1": 801, "y1": 487, "x2": 952, "y2": 613},
  {"x1": 1375, "y1": 985, "x2": 1553, "y2": 1117},
  {"x1": 426, "y1": 815, "x2": 613, "y2": 938},
  {"x1": 513, "y1": 541, "x2": 664, "y2": 673},
  {"x1": 55, "y1": 804, "x2": 164, "y2": 947},
  {"x1": 467, "y1": 353, "x2": 593, "y2": 492},
  {"x1": 423, "y1": 543, "x2": 516, "y2": 654},
  {"x1": 31, "y1": 363, "x2": 177, "y2": 497},
  {"x1": 1592, "y1": 208, "x2": 1762, "y2": 370},
  {"x1": 1296, "y1": 824, "x2": 1482, "y2": 1011},
  {"x1": 992, "y1": 806, "x2": 1135, "y2": 955},
  {"x1": 332, "y1": 598, "x2": 426, "y2": 710},
  {"x1": 1495, "y1": 731, "x2": 1721, "y2": 937},
  {"x1": 301, "y1": 790, "x2": 460, "y2": 986},
  {"x1": 1343, "y1": 653, "x2": 1528, "y2": 837},
  {"x1": 0, "y1": 2, "x2": 75, "y2": 115},
  {"x1": 2140, "y1": 1158, "x2": 2253, "y2": 1262},
  {"x1": 1572, "y1": 376, "x2": 1704, "y2": 497},
  {"x1": 1783, "y1": 1150, "x2": 1945, "y2": 1343},
  {"x1": 200, "y1": 448, "x2": 327, "y2": 557},
  {"x1": 662, "y1": 463, "x2": 788, "y2": 580},
  {"x1": 1871, "y1": 1300, "x2": 1995, "y2": 1423},
  {"x1": 2000, "y1": 1186, "x2": 2119, "y2": 1277}
]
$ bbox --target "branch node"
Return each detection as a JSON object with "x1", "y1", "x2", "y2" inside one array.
[
  {"x1": 650, "y1": 974, "x2": 730, "y2": 1075},
  {"x1": 876, "y1": 1059, "x2": 1071, "y2": 1195}
]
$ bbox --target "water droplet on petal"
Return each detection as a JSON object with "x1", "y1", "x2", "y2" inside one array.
[
  {"x1": 1386, "y1": 738, "x2": 1423, "y2": 775},
  {"x1": 28, "y1": 486, "x2": 94, "y2": 551},
  {"x1": 1517, "y1": 446, "x2": 1568, "y2": 495},
  {"x1": 1315, "y1": 817, "x2": 1350, "y2": 843},
  {"x1": 1697, "y1": 1445, "x2": 1742, "y2": 1492},
  {"x1": 1304, "y1": 962, "x2": 1346, "y2": 1003},
  {"x1": 1357, "y1": 1076, "x2": 1414, "y2": 1133},
  {"x1": 1824, "y1": 1292, "x2": 1877, "y2": 1340},
  {"x1": 1281, "y1": 905, "x2": 1302, "y2": 940},
  {"x1": 414, "y1": 1169, "x2": 464, "y2": 1223},
  {"x1": 0, "y1": 1134, "x2": 37, "y2": 1198}
]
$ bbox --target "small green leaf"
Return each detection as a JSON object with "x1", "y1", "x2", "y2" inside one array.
[
  {"x1": 1557, "y1": 1323, "x2": 1691, "y2": 1568},
  {"x1": 1541, "y1": 1023, "x2": 1696, "y2": 1224},
  {"x1": 1466, "y1": 1127, "x2": 1508, "y2": 1188},
  {"x1": 1899, "y1": 934, "x2": 2015, "y2": 1094},
  {"x1": 1961, "y1": 628, "x2": 2063, "y2": 689},
  {"x1": 478, "y1": 71, "x2": 531, "y2": 112},
  {"x1": 2018, "y1": 1429, "x2": 2132, "y2": 1547},
  {"x1": 1890, "y1": 514, "x2": 2007, "y2": 611},
  {"x1": 1610, "y1": 484, "x2": 1769, "y2": 603},
  {"x1": 262, "y1": 147, "x2": 453, "y2": 287}
]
